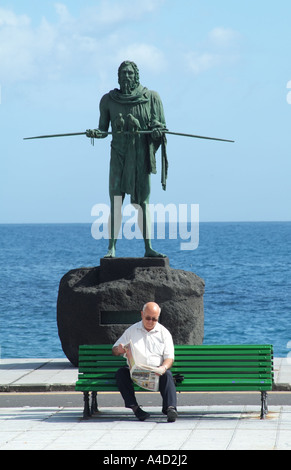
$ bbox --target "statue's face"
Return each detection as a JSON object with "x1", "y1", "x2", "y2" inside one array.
[{"x1": 119, "y1": 64, "x2": 136, "y2": 94}]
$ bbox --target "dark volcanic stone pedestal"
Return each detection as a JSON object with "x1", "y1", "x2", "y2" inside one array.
[{"x1": 57, "y1": 257, "x2": 205, "y2": 366}]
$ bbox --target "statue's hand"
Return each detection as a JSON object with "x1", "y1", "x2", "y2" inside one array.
[
  {"x1": 151, "y1": 128, "x2": 164, "y2": 140},
  {"x1": 149, "y1": 120, "x2": 166, "y2": 140},
  {"x1": 86, "y1": 129, "x2": 107, "y2": 138}
]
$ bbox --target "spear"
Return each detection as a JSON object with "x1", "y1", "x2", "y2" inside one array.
[
  {"x1": 23, "y1": 130, "x2": 234, "y2": 143},
  {"x1": 24, "y1": 132, "x2": 88, "y2": 140}
]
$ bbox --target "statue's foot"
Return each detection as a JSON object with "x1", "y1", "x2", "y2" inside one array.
[
  {"x1": 144, "y1": 247, "x2": 167, "y2": 258},
  {"x1": 104, "y1": 247, "x2": 116, "y2": 258}
]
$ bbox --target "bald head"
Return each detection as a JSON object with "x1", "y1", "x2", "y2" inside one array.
[
  {"x1": 141, "y1": 302, "x2": 161, "y2": 331},
  {"x1": 142, "y1": 302, "x2": 161, "y2": 315}
]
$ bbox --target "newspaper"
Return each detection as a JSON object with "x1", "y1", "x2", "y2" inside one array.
[{"x1": 124, "y1": 340, "x2": 160, "y2": 392}]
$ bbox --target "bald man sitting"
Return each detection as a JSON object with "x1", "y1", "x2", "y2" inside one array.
[{"x1": 112, "y1": 302, "x2": 178, "y2": 422}]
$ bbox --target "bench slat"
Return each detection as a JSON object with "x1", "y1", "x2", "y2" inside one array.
[
  {"x1": 78, "y1": 362, "x2": 272, "y2": 371},
  {"x1": 79, "y1": 344, "x2": 272, "y2": 352},
  {"x1": 78, "y1": 367, "x2": 271, "y2": 374},
  {"x1": 78, "y1": 355, "x2": 273, "y2": 362}
]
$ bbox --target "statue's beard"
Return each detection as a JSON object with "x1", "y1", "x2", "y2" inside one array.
[{"x1": 120, "y1": 80, "x2": 136, "y2": 94}]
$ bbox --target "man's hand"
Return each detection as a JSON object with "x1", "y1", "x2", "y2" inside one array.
[
  {"x1": 156, "y1": 359, "x2": 173, "y2": 375},
  {"x1": 112, "y1": 343, "x2": 126, "y2": 356},
  {"x1": 156, "y1": 365, "x2": 167, "y2": 375},
  {"x1": 86, "y1": 129, "x2": 107, "y2": 138}
]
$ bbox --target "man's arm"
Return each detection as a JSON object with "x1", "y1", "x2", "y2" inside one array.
[
  {"x1": 112, "y1": 343, "x2": 126, "y2": 356},
  {"x1": 155, "y1": 327, "x2": 175, "y2": 375},
  {"x1": 86, "y1": 94, "x2": 110, "y2": 139},
  {"x1": 155, "y1": 358, "x2": 174, "y2": 375},
  {"x1": 162, "y1": 358, "x2": 174, "y2": 371},
  {"x1": 98, "y1": 94, "x2": 110, "y2": 132}
]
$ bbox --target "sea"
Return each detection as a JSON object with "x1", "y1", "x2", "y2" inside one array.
[{"x1": 0, "y1": 222, "x2": 290, "y2": 359}]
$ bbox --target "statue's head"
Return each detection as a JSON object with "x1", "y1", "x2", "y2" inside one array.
[{"x1": 118, "y1": 60, "x2": 140, "y2": 93}]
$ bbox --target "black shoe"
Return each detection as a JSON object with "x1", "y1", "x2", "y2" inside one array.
[
  {"x1": 167, "y1": 406, "x2": 178, "y2": 422},
  {"x1": 134, "y1": 406, "x2": 151, "y2": 421}
]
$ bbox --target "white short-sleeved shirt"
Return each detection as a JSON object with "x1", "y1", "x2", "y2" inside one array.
[{"x1": 113, "y1": 320, "x2": 174, "y2": 367}]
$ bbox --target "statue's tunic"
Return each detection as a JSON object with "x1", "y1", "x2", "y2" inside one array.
[{"x1": 98, "y1": 84, "x2": 168, "y2": 205}]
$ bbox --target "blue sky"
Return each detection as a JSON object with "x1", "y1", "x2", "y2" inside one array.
[{"x1": 1, "y1": 0, "x2": 290, "y2": 223}]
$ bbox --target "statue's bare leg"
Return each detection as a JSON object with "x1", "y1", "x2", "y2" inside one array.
[
  {"x1": 137, "y1": 201, "x2": 166, "y2": 258},
  {"x1": 105, "y1": 195, "x2": 124, "y2": 258}
]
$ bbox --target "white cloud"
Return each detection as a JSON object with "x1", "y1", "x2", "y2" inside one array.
[
  {"x1": 54, "y1": 3, "x2": 73, "y2": 24},
  {"x1": 0, "y1": 12, "x2": 35, "y2": 81},
  {"x1": 80, "y1": 0, "x2": 165, "y2": 27},
  {"x1": 117, "y1": 43, "x2": 167, "y2": 73},
  {"x1": 208, "y1": 27, "x2": 241, "y2": 48},
  {"x1": 0, "y1": 8, "x2": 30, "y2": 27},
  {"x1": 185, "y1": 26, "x2": 241, "y2": 75},
  {"x1": 186, "y1": 52, "x2": 221, "y2": 75},
  {"x1": 0, "y1": 3, "x2": 166, "y2": 84}
]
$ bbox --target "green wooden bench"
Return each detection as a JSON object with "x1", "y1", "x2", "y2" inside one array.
[{"x1": 75, "y1": 344, "x2": 274, "y2": 420}]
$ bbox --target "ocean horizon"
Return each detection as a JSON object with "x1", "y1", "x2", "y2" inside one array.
[{"x1": 0, "y1": 221, "x2": 290, "y2": 359}]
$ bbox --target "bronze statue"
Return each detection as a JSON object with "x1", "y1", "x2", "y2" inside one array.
[
  {"x1": 86, "y1": 61, "x2": 168, "y2": 258},
  {"x1": 24, "y1": 61, "x2": 234, "y2": 259}
]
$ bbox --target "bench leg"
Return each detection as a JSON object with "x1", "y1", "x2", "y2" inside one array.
[
  {"x1": 83, "y1": 392, "x2": 91, "y2": 419},
  {"x1": 260, "y1": 391, "x2": 268, "y2": 419},
  {"x1": 91, "y1": 391, "x2": 98, "y2": 414}
]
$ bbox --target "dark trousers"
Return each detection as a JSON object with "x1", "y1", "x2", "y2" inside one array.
[{"x1": 115, "y1": 366, "x2": 177, "y2": 414}]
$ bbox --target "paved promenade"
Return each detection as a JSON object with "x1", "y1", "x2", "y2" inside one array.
[{"x1": 0, "y1": 357, "x2": 291, "y2": 450}]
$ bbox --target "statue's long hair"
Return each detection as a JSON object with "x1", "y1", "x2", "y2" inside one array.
[{"x1": 118, "y1": 61, "x2": 140, "y2": 88}]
